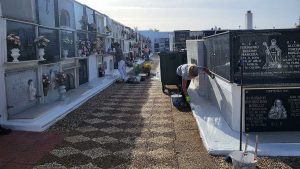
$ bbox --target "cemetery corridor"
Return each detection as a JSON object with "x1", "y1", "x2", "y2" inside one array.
[{"x1": 32, "y1": 57, "x2": 219, "y2": 169}]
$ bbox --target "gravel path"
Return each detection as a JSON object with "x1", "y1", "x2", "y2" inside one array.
[{"x1": 34, "y1": 57, "x2": 300, "y2": 169}]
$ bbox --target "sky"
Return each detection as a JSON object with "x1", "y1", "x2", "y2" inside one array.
[{"x1": 76, "y1": 0, "x2": 300, "y2": 31}]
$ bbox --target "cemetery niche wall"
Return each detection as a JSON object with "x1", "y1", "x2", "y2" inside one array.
[
  {"x1": 205, "y1": 29, "x2": 300, "y2": 85},
  {"x1": 204, "y1": 29, "x2": 300, "y2": 132}
]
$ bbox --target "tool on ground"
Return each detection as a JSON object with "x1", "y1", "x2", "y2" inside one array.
[
  {"x1": 185, "y1": 95, "x2": 191, "y2": 103},
  {"x1": 225, "y1": 134, "x2": 259, "y2": 169},
  {"x1": 254, "y1": 135, "x2": 259, "y2": 160}
]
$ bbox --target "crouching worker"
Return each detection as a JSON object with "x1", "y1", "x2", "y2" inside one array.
[
  {"x1": 113, "y1": 42, "x2": 127, "y2": 82},
  {"x1": 176, "y1": 64, "x2": 215, "y2": 103}
]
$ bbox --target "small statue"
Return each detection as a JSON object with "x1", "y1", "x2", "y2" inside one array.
[
  {"x1": 50, "y1": 70, "x2": 56, "y2": 89},
  {"x1": 28, "y1": 79, "x2": 36, "y2": 101}
]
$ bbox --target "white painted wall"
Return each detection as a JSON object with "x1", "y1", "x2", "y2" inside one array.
[
  {"x1": 187, "y1": 39, "x2": 243, "y2": 132},
  {"x1": 207, "y1": 77, "x2": 241, "y2": 131},
  {"x1": 88, "y1": 55, "x2": 98, "y2": 81},
  {"x1": 186, "y1": 40, "x2": 208, "y2": 98},
  {"x1": 0, "y1": 17, "x2": 6, "y2": 123}
]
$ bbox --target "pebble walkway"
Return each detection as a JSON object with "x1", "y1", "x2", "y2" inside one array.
[{"x1": 33, "y1": 78, "x2": 219, "y2": 169}]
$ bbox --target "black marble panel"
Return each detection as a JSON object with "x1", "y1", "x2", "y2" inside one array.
[
  {"x1": 7, "y1": 21, "x2": 36, "y2": 62},
  {"x1": 245, "y1": 88, "x2": 300, "y2": 132},
  {"x1": 36, "y1": 0, "x2": 57, "y2": 27},
  {"x1": 38, "y1": 27, "x2": 60, "y2": 62}
]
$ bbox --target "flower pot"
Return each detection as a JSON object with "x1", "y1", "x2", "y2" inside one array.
[
  {"x1": 11, "y1": 48, "x2": 20, "y2": 62},
  {"x1": 63, "y1": 49, "x2": 69, "y2": 59},
  {"x1": 58, "y1": 85, "x2": 67, "y2": 101},
  {"x1": 78, "y1": 49, "x2": 82, "y2": 57},
  {"x1": 38, "y1": 48, "x2": 45, "y2": 60}
]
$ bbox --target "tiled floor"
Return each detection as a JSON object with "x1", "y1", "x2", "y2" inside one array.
[
  {"x1": 31, "y1": 77, "x2": 218, "y2": 169},
  {"x1": 0, "y1": 132, "x2": 62, "y2": 169}
]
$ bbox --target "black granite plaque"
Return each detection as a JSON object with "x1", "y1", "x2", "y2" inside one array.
[
  {"x1": 61, "y1": 30, "x2": 75, "y2": 58},
  {"x1": 205, "y1": 29, "x2": 300, "y2": 84},
  {"x1": 7, "y1": 21, "x2": 36, "y2": 62},
  {"x1": 39, "y1": 27, "x2": 60, "y2": 62},
  {"x1": 79, "y1": 59, "x2": 88, "y2": 85},
  {"x1": 245, "y1": 88, "x2": 300, "y2": 132},
  {"x1": 233, "y1": 30, "x2": 300, "y2": 84},
  {"x1": 205, "y1": 33, "x2": 231, "y2": 81},
  {"x1": 37, "y1": 0, "x2": 56, "y2": 27}
]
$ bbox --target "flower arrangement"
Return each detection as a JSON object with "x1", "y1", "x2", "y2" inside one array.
[
  {"x1": 34, "y1": 36, "x2": 50, "y2": 48},
  {"x1": 143, "y1": 62, "x2": 152, "y2": 69},
  {"x1": 63, "y1": 37, "x2": 73, "y2": 46},
  {"x1": 55, "y1": 72, "x2": 67, "y2": 86},
  {"x1": 77, "y1": 40, "x2": 91, "y2": 56},
  {"x1": 7, "y1": 34, "x2": 21, "y2": 48},
  {"x1": 91, "y1": 38, "x2": 104, "y2": 54},
  {"x1": 42, "y1": 74, "x2": 51, "y2": 88}
]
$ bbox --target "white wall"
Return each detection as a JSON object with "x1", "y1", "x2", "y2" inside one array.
[
  {"x1": 187, "y1": 40, "x2": 243, "y2": 132},
  {"x1": 88, "y1": 55, "x2": 98, "y2": 81},
  {"x1": 186, "y1": 40, "x2": 208, "y2": 97},
  {"x1": 0, "y1": 17, "x2": 7, "y2": 123}
]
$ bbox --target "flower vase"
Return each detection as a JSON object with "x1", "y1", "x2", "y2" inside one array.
[
  {"x1": 58, "y1": 85, "x2": 67, "y2": 101},
  {"x1": 43, "y1": 87, "x2": 49, "y2": 96},
  {"x1": 11, "y1": 48, "x2": 20, "y2": 62},
  {"x1": 38, "y1": 48, "x2": 45, "y2": 60},
  {"x1": 63, "y1": 49, "x2": 69, "y2": 59},
  {"x1": 78, "y1": 49, "x2": 82, "y2": 57}
]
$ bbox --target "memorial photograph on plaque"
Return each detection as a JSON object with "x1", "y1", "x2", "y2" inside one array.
[
  {"x1": 1, "y1": 0, "x2": 36, "y2": 23},
  {"x1": 58, "y1": 0, "x2": 75, "y2": 28},
  {"x1": 6, "y1": 21, "x2": 36, "y2": 62},
  {"x1": 245, "y1": 88, "x2": 300, "y2": 132},
  {"x1": 36, "y1": 0, "x2": 57, "y2": 27},
  {"x1": 38, "y1": 28, "x2": 60, "y2": 62}
]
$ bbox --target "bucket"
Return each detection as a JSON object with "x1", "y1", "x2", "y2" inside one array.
[
  {"x1": 230, "y1": 151, "x2": 257, "y2": 169},
  {"x1": 171, "y1": 94, "x2": 183, "y2": 108}
]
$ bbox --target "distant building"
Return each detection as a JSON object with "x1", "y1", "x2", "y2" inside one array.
[
  {"x1": 154, "y1": 38, "x2": 170, "y2": 52},
  {"x1": 174, "y1": 30, "x2": 190, "y2": 51},
  {"x1": 245, "y1": 10, "x2": 253, "y2": 29},
  {"x1": 169, "y1": 30, "x2": 226, "y2": 51},
  {"x1": 138, "y1": 30, "x2": 170, "y2": 52},
  {"x1": 169, "y1": 33, "x2": 175, "y2": 51}
]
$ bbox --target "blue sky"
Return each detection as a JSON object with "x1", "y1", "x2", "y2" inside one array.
[{"x1": 77, "y1": 0, "x2": 300, "y2": 31}]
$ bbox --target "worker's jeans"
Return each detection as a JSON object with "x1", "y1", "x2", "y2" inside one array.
[{"x1": 118, "y1": 60, "x2": 127, "y2": 81}]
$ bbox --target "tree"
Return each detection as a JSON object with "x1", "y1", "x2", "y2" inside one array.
[{"x1": 296, "y1": 24, "x2": 300, "y2": 29}]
